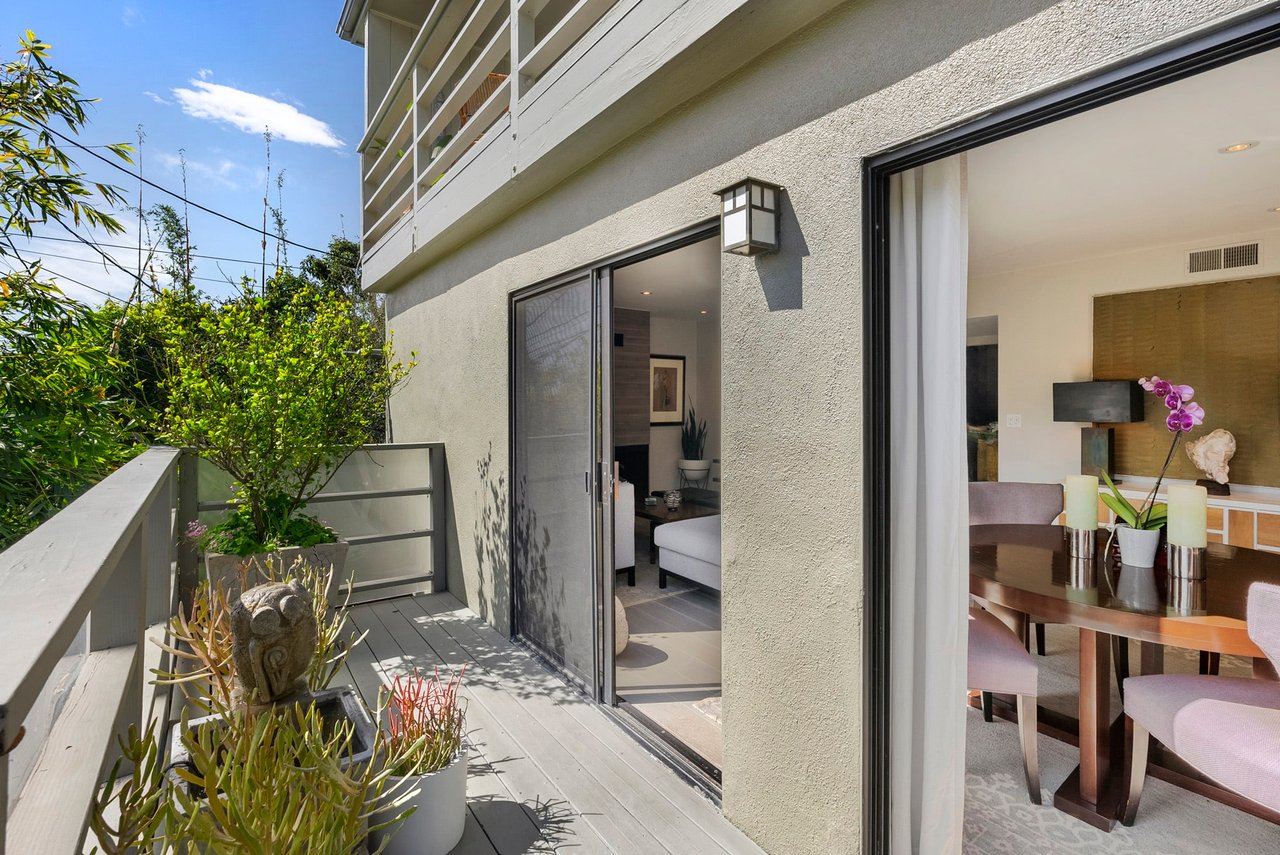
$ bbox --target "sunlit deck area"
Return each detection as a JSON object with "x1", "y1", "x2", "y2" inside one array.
[{"x1": 336, "y1": 592, "x2": 763, "y2": 855}]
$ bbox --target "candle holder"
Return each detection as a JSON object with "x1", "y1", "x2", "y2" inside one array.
[
  {"x1": 1068, "y1": 556, "x2": 1096, "y2": 590},
  {"x1": 1167, "y1": 574, "x2": 1207, "y2": 615},
  {"x1": 1067, "y1": 527, "x2": 1096, "y2": 560},
  {"x1": 1167, "y1": 544, "x2": 1205, "y2": 580}
]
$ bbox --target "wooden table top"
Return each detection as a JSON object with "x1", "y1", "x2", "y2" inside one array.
[
  {"x1": 634, "y1": 501, "x2": 719, "y2": 524},
  {"x1": 970, "y1": 524, "x2": 1280, "y2": 658}
]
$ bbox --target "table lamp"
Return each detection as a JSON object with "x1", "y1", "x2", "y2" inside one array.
[{"x1": 1052, "y1": 380, "x2": 1145, "y2": 478}]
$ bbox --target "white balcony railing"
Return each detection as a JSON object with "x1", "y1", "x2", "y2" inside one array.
[{"x1": 358, "y1": 0, "x2": 624, "y2": 250}]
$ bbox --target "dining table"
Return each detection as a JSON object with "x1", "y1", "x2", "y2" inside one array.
[{"x1": 970, "y1": 523, "x2": 1280, "y2": 831}]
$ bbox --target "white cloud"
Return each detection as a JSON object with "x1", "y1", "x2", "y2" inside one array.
[
  {"x1": 122, "y1": 5, "x2": 143, "y2": 27},
  {"x1": 170, "y1": 78, "x2": 344, "y2": 149},
  {"x1": 197, "y1": 68, "x2": 213, "y2": 80},
  {"x1": 155, "y1": 151, "x2": 242, "y2": 190},
  {"x1": 143, "y1": 90, "x2": 170, "y2": 105}
]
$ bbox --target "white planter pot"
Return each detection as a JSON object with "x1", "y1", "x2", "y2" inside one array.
[
  {"x1": 1115, "y1": 525, "x2": 1161, "y2": 569},
  {"x1": 677, "y1": 459, "x2": 711, "y2": 475},
  {"x1": 205, "y1": 541, "x2": 349, "y2": 605},
  {"x1": 372, "y1": 746, "x2": 468, "y2": 855}
]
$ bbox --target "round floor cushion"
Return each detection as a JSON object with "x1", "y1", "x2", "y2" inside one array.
[{"x1": 615, "y1": 596, "x2": 629, "y2": 655}]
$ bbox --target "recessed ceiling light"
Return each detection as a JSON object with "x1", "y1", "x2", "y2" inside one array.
[
  {"x1": 1270, "y1": 207, "x2": 1280, "y2": 214},
  {"x1": 641, "y1": 290, "x2": 652, "y2": 296},
  {"x1": 699, "y1": 309, "x2": 709, "y2": 314},
  {"x1": 1219, "y1": 141, "x2": 1258, "y2": 153}
]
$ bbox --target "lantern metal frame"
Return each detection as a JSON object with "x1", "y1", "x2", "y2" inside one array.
[{"x1": 714, "y1": 177, "x2": 784, "y2": 255}]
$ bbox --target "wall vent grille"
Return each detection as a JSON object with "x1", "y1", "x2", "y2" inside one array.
[{"x1": 1187, "y1": 242, "x2": 1261, "y2": 274}]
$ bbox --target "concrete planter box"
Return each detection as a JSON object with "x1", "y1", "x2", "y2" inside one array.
[
  {"x1": 370, "y1": 745, "x2": 468, "y2": 855},
  {"x1": 205, "y1": 541, "x2": 349, "y2": 605}
]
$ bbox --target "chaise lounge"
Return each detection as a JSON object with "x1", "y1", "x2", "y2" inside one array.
[{"x1": 655, "y1": 515, "x2": 721, "y2": 590}]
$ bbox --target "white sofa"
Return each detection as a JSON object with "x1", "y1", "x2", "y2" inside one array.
[
  {"x1": 654, "y1": 515, "x2": 721, "y2": 591},
  {"x1": 615, "y1": 481, "x2": 635, "y2": 586}
]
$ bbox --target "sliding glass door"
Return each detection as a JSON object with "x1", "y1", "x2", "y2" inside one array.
[{"x1": 512, "y1": 273, "x2": 612, "y2": 696}]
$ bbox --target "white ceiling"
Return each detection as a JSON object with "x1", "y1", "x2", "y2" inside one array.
[
  {"x1": 969, "y1": 48, "x2": 1280, "y2": 277},
  {"x1": 613, "y1": 236, "x2": 721, "y2": 317}
]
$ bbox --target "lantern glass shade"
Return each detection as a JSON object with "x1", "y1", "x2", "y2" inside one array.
[{"x1": 715, "y1": 178, "x2": 782, "y2": 255}]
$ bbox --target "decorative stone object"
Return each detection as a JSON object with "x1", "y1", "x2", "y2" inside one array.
[
  {"x1": 614, "y1": 596, "x2": 629, "y2": 655},
  {"x1": 1186, "y1": 428, "x2": 1236, "y2": 486},
  {"x1": 230, "y1": 580, "x2": 317, "y2": 709},
  {"x1": 664, "y1": 490, "x2": 682, "y2": 511}
]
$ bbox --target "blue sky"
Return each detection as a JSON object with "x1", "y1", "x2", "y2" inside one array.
[{"x1": 5, "y1": 2, "x2": 364, "y2": 303}]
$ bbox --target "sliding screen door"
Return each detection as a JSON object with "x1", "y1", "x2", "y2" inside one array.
[{"x1": 513, "y1": 275, "x2": 602, "y2": 693}]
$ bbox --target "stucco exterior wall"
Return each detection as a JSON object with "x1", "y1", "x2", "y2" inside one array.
[{"x1": 380, "y1": 1, "x2": 1267, "y2": 851}]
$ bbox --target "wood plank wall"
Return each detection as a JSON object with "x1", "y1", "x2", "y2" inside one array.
[
  {"x1": 1093, "y1": 276, "x2": 1280, "y2": 486},
  {"x1": 613, "y1": 308, "x2": 650, "y2": 446}
]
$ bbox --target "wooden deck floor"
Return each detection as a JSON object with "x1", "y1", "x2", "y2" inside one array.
[{"x1": 336, "y1": 593, "x2": 764, "y2": 855}]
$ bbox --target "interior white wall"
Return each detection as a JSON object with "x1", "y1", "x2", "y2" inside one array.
[
  {"x1": 697, "y1": 315, "x2": 722, "y2": 484},
  {"x1": 649, "y1": 316, "x2": 698, "y2": 492},
  {"x1": 968, "y1": 227, "x2": 1280, "y2": 483}
]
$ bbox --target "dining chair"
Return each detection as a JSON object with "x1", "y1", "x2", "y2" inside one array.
[
  {"x1": 968, "y1": 605, "x2": 1041, "y2": 804},
  {"x1": 968, "y1": 482, "x2": 1064, "y2": 656},
  {"x1": 1122, "y1": 581, "x2": 1280, "y2": 824}
]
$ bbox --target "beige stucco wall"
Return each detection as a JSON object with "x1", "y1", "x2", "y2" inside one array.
[{"x1": 379, "y1": 1, "x2": 1268, "y2": 851}]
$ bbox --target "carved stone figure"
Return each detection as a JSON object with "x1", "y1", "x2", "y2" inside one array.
[
  {"x1": 1186, "y1": 428, "x2": 1237, "y2": 486},
  {"x1": 230, "y1": 580, "x2": 317, "y2": 709}
]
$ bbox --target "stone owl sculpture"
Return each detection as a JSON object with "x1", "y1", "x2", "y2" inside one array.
[{"x1": 230, "y1": 579, "x2": 317, "y2": 709}]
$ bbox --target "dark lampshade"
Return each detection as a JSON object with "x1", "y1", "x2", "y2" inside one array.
[{"x1": 1052, "y1": 380, "x2": 1145, "y2": 423}]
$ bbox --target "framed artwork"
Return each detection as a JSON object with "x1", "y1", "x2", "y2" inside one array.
[{"x1": 649, "y1": 354, "x2": 686, "y2": 425}]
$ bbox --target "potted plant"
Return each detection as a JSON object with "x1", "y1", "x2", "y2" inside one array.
[
  {"x1": 1101, "y1": 375, "x2": 1206, "y2": 567},
  {"x1": 371, "y1": 667, "x2": 468, "y2": 855},
  {"x1": 162, "y1": 283, "x2": 411, "y2": 602},
  {"x1": 92, "y1": 558, "x2": 418, "y2": 855},
  {"x1": 677, "y1": 402, "x2": 710, "y2": 484}
]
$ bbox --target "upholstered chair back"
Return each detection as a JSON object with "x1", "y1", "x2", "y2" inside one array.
[
  {"x1": 1248, "y1": 582, "x2": 1280, "y2": 669},
  {"x1": 968, "y1": 482, "x2": 1064, "y2": 526}
]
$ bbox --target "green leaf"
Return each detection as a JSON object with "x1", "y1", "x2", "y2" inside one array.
[{"x1": 1100, "y1": 492, "x2": 1137, "y2": 528}]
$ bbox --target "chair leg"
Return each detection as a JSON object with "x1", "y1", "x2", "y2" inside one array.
[
  {"x1": 1035, "y1": 622, "x2": 1046, "y2": 656},
  {"x1": 659, "y1": 568, "x2": 668, "y2": 589},
  {"x1": 1200, "y1": 650, "x2": 1221, "y2": 675},
  {"x1": 1113, "y1": 635, "x2": 1130, "y2": 700},
  {"x1": 628, "y1": 567, "x2": 635, "y2": 587},
  {"x1": 981, "y1": 691, "x2": 993, "y2": 722},
  {"x1": 1016, "y1": 695, "x2": 1041, "y2": 805},
  {"x1": 1123, "y1": 717, "x2": 1150, "y2": 826}
]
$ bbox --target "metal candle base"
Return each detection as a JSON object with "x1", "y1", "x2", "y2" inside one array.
[
  {"x1": 1067, "y1": 527, "x2": 1097, "y2": 560},
  {"x1": 1167, "y1": 544, "x2": 1206, "y2": 580}
]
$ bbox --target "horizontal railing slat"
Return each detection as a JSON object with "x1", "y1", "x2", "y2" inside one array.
[
  {"x1": 415, "y1": 24, "x2": 509, "y2": 154},
  {"x1": 0, "y1": 447, "x2": 179, "y2": 739},
  {"x1": 518, "y1": 0, "x2": 616, "y2": 81},
  {"x1": 6, "y1": 645, "x2": 138, "y2": 855},
  {"x1": 196, "y1": 484, "x2": 433, "y2": 513},
  {"x1": 358, "y1": 0, "x2": 452, "y2": 153},
  {"x1": 345, "y1": 529, "x2": 433, "y2": 546},
  {"x1": 417, "y1": 79, "x2": 511, "y2": 193}
]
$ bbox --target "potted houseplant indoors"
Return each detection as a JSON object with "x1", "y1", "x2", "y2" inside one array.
[
  {"x1": 372, "y1": 667, "x2": 469, "y2": 855},
  {"x1": 1102, "y1": 375, "x2": 1206, "y2": 567},
  {"x1": 677, "y1": 402, "x2": 710, "y2": 485},
  {"x1": 162, "y1": 283, "x2": 411, "y2": 602}
]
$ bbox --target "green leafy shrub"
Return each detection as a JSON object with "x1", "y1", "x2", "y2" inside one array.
[{"x1": 161, "y1": 282, "x2": 412, "y2": 549}]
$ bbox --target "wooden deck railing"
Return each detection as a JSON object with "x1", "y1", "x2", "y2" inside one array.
[
  {"x1": 0, "y1": 442, "x2": 448, "y2": 851},
  {"x1": 358, "y1": 0, "x2": 623, "y2": 250},
  {"x1": 0, "y1": 446, "x2": 186, "y2": 853}
]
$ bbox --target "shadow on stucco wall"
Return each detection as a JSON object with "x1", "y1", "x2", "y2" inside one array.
[
  {"x1": 472, "y1": 445, "x2": 510, "y2": 629},
  {"x1": 757, "y1": 194, "x2": 809, "y2": 312}
]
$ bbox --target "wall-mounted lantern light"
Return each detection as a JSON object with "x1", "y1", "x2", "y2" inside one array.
[{"x1": 715, "y1": 177, "x2": 783, "y2": 255}]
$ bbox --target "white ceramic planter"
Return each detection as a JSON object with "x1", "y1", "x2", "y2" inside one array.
[
  {"x1": 372, "y1": 746, "x2": 468, "y2": 855},
  {"x1": 677, "y1": 459, "x2": 711, "y2": 477},
  {"x1": 205, "y1": 541, "x2": 349, "y2": 605},
  {"x1": 1115, "y1": 525, "x2": 1161, "y2": 569}
]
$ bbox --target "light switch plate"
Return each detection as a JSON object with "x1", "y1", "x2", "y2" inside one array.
[{"x1": 1006, "y1": 414, "x2": 1023, "y2": 428}]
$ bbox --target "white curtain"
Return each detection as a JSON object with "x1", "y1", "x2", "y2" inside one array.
[{"x1": 888, "y1": 156, "x2": 970, "y2": 854}]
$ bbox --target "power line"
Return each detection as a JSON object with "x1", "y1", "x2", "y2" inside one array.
[
  {"x1": 1, "y1": 257, "x2": 123, "y2": 302},
  {"x1": 37, "y1": 120, "x2": 334, "y2": 257},
  {"x1": 20, "y1": 233, "x2": 308, "y2": 270},
  {"x1": 25, "y1": 248, "x2": 270, "y2": 288}
]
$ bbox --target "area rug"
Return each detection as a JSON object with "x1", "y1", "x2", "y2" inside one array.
[{"x1": 964, "y1": 623, "x2": 1280, "y2": 853}]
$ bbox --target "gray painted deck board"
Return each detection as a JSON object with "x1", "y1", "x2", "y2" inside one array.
[
  {"x1": 330, "y1": 593, "x2": 761, "y2": 855},
  {"x1": 407, "y1": 593, "x2": 763, "y2": 855}
]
